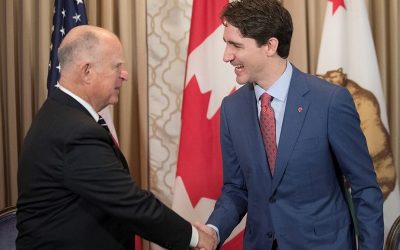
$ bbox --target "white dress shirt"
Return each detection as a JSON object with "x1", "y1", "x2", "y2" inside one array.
[{"x1": 254, "y1": 62, "x2": 292, "y2": 145}]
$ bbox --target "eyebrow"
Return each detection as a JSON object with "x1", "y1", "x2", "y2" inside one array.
[
  {"x1": 224, "y1": 39, "x2": 243, "y2": 47},
  {"x1": 113, "y1": 61, "x2": 124, "y2": 69}
]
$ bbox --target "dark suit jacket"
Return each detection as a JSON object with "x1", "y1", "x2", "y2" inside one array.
[
  {"x1": 207, "y1": 66, "x2": 384, "y2": 249},
  {"x1": 17, "y1": 88, "x2": 191, "y2": 250}
]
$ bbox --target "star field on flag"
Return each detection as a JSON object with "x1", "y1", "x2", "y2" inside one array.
[{"x1": 47, "y1": 0, "x2": 88, "y2": 95}]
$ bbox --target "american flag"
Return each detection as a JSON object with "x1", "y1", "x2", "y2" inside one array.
[{"x1": 47, "y1": 0, "x2": 88, "y2": 95}]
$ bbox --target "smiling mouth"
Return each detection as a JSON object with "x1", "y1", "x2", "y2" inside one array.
[
  {"x1": 234, "y1": 64, "x2": 244, "y2": 74},
  {"x1": 234, "y1": 64, "x2": 244, "y2": 69}
]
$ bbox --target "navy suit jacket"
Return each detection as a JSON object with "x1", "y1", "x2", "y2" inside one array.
[
  {"x1": 207, "y1": 66, "x2": 383, "y2": 249},
  {"x1": 17, "y1": 88, "x2": 192, "y2": 250}
]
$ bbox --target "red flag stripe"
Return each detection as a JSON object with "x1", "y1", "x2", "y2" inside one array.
[
  {"x1": 187, "y1": 0, "x2": 228, "y2": 55},
  {"x1": 174, "y1": 0, "x2": 244, "y2": 249}
]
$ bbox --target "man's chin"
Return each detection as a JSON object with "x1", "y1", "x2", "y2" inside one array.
[
  {"x1": 236, "y1": 77, "x2": 248, "y2": 85},
  {"x1": 108, "y1": 97, "x2": 119, "y2": 105}
]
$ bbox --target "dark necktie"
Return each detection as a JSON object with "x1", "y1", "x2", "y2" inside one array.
[
  {"x1": 97, "y1": 115, "x2": 130, "y2": 172},
  {"x1": 260, "y1": 93, "x2": 277, "y2": 176},
  {"x1": 98, "y1": 115, "x2": 119, "y2": 147},
  {"x1": 98, "y1": 115, "x2": 110, "y2": 132}
]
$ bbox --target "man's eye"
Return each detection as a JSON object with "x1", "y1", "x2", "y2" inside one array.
[{"x1": 229, "y1": 43, "x2": 241, "y2": 48}]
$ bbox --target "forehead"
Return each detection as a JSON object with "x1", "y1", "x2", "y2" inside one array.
[
  {"x1": 101, "y1": 39, "x2": 124, "y2": 61},
  {"x1": 223, "y1": 23, "x2": 244, "y2": 41},
  {"x1": 223, "y1": 23, "x2": 258, "y2": 47}
]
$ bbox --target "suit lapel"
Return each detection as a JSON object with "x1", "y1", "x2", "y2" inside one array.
[
  {"x1": 50, "y1": 87, "x2": 130, "y2": 172},
  {"x1": 241, "y1": 84, "x2": 271, "y2": 177},
  {"x1": 113, "y1": 145, "x2": 130, "y2": 173},
  {"x1": 272, "y1": 68, "x2": 310, "y2": 192}
]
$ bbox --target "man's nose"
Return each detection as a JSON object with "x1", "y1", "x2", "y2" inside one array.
[
  {"x1": 120, "y1": 70, "x2": 128, "y2": 81},
  {"x1": 223, "y1": 47, "x2": 234, "y2": 63}
]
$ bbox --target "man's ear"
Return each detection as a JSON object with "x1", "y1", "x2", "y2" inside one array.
[
  {"x1": 81, "y1": 63, "x2": 93, "y2": 83},
  {"x1": 264, "y1": 37, "x2": 279, "y2": 57}
]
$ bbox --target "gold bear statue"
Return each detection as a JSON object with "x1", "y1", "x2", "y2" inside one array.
[{"x1": 317, "y1": 68, "x2": 396, "y2": 200}]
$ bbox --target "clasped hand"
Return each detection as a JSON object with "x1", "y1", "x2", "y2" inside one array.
[{"x1": 191, "y1": 222, "x2": 218, "y2": 250}]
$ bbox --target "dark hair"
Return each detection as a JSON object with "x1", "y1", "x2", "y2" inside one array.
[{"x1": 221, "y1": 0, "x2": 293, "y2": 58}]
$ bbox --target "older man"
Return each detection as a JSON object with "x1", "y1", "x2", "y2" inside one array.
[{"x1": 16, "y1": 25, "x2": 215, "y2": 250}]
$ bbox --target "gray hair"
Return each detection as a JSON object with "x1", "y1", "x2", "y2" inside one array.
[{"x1": 58, "y1": 31, "x2": 100, "y2": 72}]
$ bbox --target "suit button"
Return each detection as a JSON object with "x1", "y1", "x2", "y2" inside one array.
[
  {"x1": 269, "y1": 196, "x2": 276, "y2": 203},
  {"x1": 267, "y1": 232, "x2": 274, "y2": 238}
]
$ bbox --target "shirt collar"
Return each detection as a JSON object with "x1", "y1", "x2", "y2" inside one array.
[
  {"x1": 254, "y1": 61, "x2": 293, "y2": 102},
  {"x1": 57, "y1": 84, "x2": 100, "y2": 121}
]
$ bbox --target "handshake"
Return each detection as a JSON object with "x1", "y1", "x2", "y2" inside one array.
[{"x1": 191, "y1": 222, "x2": 218, "y2": 250}]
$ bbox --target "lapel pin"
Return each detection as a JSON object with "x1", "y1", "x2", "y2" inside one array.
[{"x1": 297, "y1": 106, "x2": 303, "y2": 113}]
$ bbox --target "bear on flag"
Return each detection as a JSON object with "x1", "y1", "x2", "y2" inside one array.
[{"x1": 316, "y1": 0, "x2": 399, "y2": 245}]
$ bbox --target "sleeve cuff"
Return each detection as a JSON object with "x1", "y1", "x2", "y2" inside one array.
[
  {"x1": 189, "y1": 225, "x2": 199, "y2": 247},
  {"x1": 207, "y1": 224, "x2": 220, "y2": 245}
]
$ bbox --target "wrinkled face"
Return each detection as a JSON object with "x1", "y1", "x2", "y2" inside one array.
[
  {"x1": 222, "y1": 23, "x2": 269, "y2": 85},
  {"x1": 91, "y1": 37, "x2": 128, "y2": 110}
]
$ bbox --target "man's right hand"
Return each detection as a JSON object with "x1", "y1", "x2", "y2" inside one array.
[{"x1": 193, "y1": 222, "x2": 218, "y2": 250}]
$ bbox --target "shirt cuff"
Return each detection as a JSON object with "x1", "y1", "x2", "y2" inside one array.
[
  {"x1": 206, "y1": 224, "x2": 220, "y2": 245},
  {"x1": 189, "y1": 225, "x2": 199, "y2": 248}
]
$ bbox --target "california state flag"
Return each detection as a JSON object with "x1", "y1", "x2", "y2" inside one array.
[
  {"x1": 171, "y1": 0, "x2": 244, "y2": 249},
  {"x1": 316, "y1": 0, "x2": 399, "y2": 243}
]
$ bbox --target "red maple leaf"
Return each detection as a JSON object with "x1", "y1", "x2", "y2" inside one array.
[
  {"x1": 177, "y1": 75, "x2": 243, "y2": 249},
  {"x1": 177, "y1": 76, "x2": 226, "y2": 206},
  {"x1": 329, "y1": 0, "x2": 346, "y2": 15}
]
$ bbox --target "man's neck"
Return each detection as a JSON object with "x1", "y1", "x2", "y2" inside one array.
[
  {"x1": 57, "y1": 83, "x2": 99, "y2": 121},
  {"x1": 257, "y1": 59, "x2": 288, "y2": 89}
]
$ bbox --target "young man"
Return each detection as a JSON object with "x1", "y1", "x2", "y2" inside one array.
[
  {"x1": 16, "y1": 25, "x2": 215, "y2": 250},
  {"x1": 203, "y1": 0, "x2": 383, "y2": 249}
]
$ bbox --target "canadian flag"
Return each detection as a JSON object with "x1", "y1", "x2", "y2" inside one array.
[
  {"x1": 171, "y1": 0, "x2": 245, "y2": 249},
  {"x1": 316, "y1": 0, "x2": 399, "y2": 243}
]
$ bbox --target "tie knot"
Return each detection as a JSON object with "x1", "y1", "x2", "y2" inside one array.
[
  {"x1": 98, "y1": 115, "x2": 110, "y2": 132},
  {"x1": 261, "y1": 92, "x2": 273, "y2": 106}
]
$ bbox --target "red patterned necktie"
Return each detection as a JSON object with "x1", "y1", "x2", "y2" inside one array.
[{"x1": 260, "y1": 93, "x2": 277, "y2": 176}]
